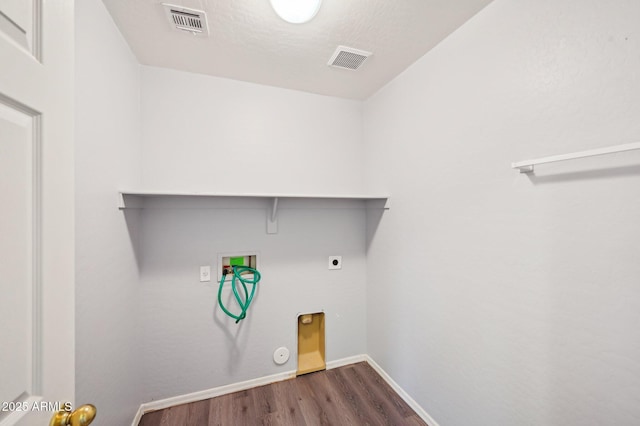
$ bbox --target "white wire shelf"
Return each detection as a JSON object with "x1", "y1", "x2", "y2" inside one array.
[{"x1": 512, "y1": 142, "x2": 640, "y2": 173}]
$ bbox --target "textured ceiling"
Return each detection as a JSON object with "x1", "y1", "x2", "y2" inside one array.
[{"x1": 102, "y1": 0, "x2": 493, "y2": 100}]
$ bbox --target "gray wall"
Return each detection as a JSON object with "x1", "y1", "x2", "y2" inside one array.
[
  {"x1": 139, "y1": 201, "x2": 367, "y2": 401},
  {"x1": 137, "y1": 67, "x2": 368, "y2": 401},
  {"x1": 364, "y1": 0, "x2": 640, "y2": 425},
  {"x1": 75, "y1": 0, "x2": 142, "y2": 424},
  {"x1": 140, "y1": 66, "x2": 365, "y2": 194}
]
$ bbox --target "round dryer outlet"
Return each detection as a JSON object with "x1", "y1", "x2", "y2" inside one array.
[
  {"x1": 273, "y1": 347, "x2": 290, "y2": 365},
  {"x1": 328, "y1": 256, "x2": 342, "y2": 270}
]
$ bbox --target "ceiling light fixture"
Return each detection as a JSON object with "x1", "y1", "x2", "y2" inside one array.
[{"x1": 269, "y1": 0, "x2": 322, "y2": 24}]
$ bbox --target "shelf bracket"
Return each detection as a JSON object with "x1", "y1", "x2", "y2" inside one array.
[
  {"x1": 516, "y1": 165, "x2": 534, "y2": 174},
  {"x1": 267, "y1": 197, "x2": 279, "y2": 234}
]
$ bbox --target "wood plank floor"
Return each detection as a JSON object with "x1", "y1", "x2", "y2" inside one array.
[{"x1": 139, "y1": 362, "x2": 428, "y2": 426}]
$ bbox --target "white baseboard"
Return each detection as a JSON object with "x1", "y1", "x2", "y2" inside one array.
[
  {"x1": 131, "y1": 406, "x2": 143, "y2": 426},
  {"x1": 131, "y1": 354, "x2": 438, "y2": 426},
  {"x1": 364, "y1": 355, "x2": 440, "y2": 426},
  {"x1": 132, "y1": 369, "x2": 297, "y2": 425},
  {"x1": 326, "y1": 353, "x2": 367, "y2": 369}
]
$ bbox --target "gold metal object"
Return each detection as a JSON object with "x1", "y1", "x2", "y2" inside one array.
[
  {"x1": 49, "y1": 404, "x2": 96, "y2": 426},
  {"x1": 296, "y1": 312, "x2": 326, "y2": 376},
  {"x1": 49, "y1": 411, "x2": 71, "y2": 426}
]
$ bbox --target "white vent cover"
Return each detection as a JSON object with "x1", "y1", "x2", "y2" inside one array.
[
  {"x1": 162, "y1": 3, "x2": 209, "y2": 36},
  {"x1": 328, "y1": 46, "x2": 372, "y2": 70}
]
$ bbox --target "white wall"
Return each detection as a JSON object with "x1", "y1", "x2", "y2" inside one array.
[
  {"x1": 138, "y1": 67, "x2": 367, "y2": 401},
  {"x1": 364, "y1": 0, "x2": 640, "y2": 425},
  {"x1": 75, "y1": 0, "x2": 142, "y2": 424},
  {"x1": 141, "y1": 66, "x2": 364, "y2": 194}
]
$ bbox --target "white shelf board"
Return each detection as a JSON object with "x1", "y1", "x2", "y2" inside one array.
[
  {"x1": 118, "y1": 190, "x2": 389, "y2": 209},
  {"x1": 118, "y1": 190, "x2": 390, "y2": 234},
  {"x1": 512, "y1": 141, "x2": 640, "y2": 173}
]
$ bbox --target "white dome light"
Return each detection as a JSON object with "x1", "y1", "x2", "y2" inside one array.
[{"x1": 270, "y1": 0, "x2": 322, "y2": 24}]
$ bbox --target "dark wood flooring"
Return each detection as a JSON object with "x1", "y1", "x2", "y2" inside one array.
[{"x1": 138, "y1": 361, "x2": 427, "y2": 425}]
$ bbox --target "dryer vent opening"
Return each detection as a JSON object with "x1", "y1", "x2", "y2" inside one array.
[{"x1": 297, "y1": 312, "x2": 325, "y2": 375}]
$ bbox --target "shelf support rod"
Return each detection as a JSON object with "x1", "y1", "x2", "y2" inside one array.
[{"x1": 267, "y1": 197, "x2": 279, "y2": 234}]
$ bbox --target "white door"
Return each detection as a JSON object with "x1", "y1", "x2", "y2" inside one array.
[{"x1": 0, "y1": 0, "x2": 75, "y2": 425}]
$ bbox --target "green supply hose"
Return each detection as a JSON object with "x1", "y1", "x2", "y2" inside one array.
[{"x1": 218, "y1": 265, "x2": 261, "y2": 323}]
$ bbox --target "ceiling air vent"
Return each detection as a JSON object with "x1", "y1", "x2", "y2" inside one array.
[
  {"x1": 162, "y1": 3, "x2": 209, "y2": 36},
  {"x1": 328, "y1": 46, "x2": 372, "y2": 70}
]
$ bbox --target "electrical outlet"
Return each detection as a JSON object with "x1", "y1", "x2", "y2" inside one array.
[
  {"x1": 200, "y1": 266, "x2": 211, "y2": 282},
  {"x1": 328, "y1": 256, "x2": 342, "y2": 270}
]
